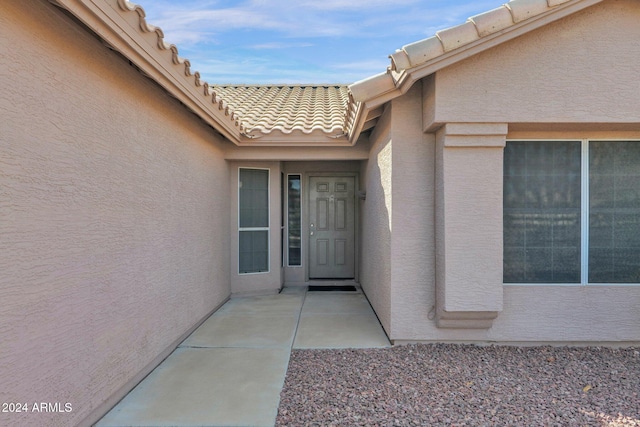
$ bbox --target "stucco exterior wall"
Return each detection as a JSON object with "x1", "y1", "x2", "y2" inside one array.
[
  {"x1": 387, "y1": 83, "x2": 437, "y2": 339},
  {"x1": 494, "y1": 285, "x2": 640, "y2": 342},
  {"x1": 433, "y1": 0, "x2": 640, "y2": 126},
  {"x1": 435, "y1": 124, "x2": 506, "y2": 328},
  {"x1": 0, "y1": 2, "x2": 230, "y2": 426},
  {"x1": 389, "y1": 0, "x2": 640, "y2": 343},
  {"x1": 360, "y1": 107, "x2": 393, "y2": 333},
  {"x1": 388, "y1": 126, "x2": 640, "y2": 343}
]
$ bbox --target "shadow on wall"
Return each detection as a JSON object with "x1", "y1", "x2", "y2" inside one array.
[{"x1": 359, "y1": 138, "x2": 392, "y2": 334}]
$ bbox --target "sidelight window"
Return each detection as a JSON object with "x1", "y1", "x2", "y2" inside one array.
[{"x1": 287, "y1": 175, "x2": 302, "y2": 266}]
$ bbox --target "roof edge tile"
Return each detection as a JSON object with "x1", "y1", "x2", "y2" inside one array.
[
  {"x1": 111, "y1": 0, "x2": 246, "y2": 137},
  {"x1": 348, "y1": 72, "x2": 396, "y2": 103},
  {"x1": 469, "y1": 6, "x2": 515, "y2": 37},
  {"x1": 397, "y1": 36, "x2": 444, "y2": 70},
  {"x1": 390, "y1": 0, "x2": 593, "y2": 75},
  {"x1": 348, "y1": 0, "x2": 604, "y2": 143},
  {"x1": 390, "y1": 50, "x2": 411, "y2": 71},
  {"x1": 436, "y1": 21, "x2": 480, "y2": 52},
  {"x1": 506, "y1": 0, "x2": 552, "y2": 23}
]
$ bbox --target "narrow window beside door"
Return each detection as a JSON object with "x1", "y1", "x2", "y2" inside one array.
[
  {"x1": 287, "y1": 175, "x2": 302, "y2": 266},
  {"x1": 239, "y1": 168, "x2": 269, "y2": 274}
]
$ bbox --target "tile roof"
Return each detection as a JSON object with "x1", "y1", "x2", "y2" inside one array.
[
  {"x1": 117, "y1": 0, "x2": 352, "y2": 142},
  {"x1": 346, "y1": 0, "x2": 602, "y2": 142},
  {"x1": 112, "y1": 0, "x2": 244, "y2": 141},
  {"x1": 211, "y1": 85, "x2": 349, "y2": 138},
  {"x1": 62, "y1": 0, "x2": 351, "y2": 144},
  {"x1": 388, "y1": 0, "x2": 576, "y2": 73},
  {"x1": 57, "y1": 0, "x2": 601, "y2": 145}
]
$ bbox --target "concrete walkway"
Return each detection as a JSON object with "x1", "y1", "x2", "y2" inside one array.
[{"x1": 96, "y1": 287, "x2": 390, "y2": 427}]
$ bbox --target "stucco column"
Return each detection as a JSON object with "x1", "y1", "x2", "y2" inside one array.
[{"x1": 435, "y1": 123, "x2": 507, "y2": 328}]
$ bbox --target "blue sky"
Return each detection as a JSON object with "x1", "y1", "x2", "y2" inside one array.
[{"x1": 133, "y1": 0, "x2": 501, "y2": 85}]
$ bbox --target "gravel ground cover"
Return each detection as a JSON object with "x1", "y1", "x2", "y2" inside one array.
[{"x1": 277, "y1": 344, "x2": 640, "y2": 426}]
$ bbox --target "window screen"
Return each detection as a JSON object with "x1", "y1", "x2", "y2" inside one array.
[
  {"x1": 504, "y1": 140, "x2": 640, "y2": 284},
  {"x1": 503, "y1": 141, "x2": 582, "y2": 283},
  {"x1": 589, "y1": 142, "x2": 640, "y2": 283},
  {"x1": 239, "y1": 169, "x2": 269, "y2": 274}
]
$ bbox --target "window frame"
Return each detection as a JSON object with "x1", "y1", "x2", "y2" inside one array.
[
  {"x1": 238, "y1": 167, "x2": 270, "y2": 275},
  {"x1": 286, "y1": 173, "x2": 303, "y2": 268},
  {"x1": 504, "y1": 139, "x2": 640, "y2": 286}
]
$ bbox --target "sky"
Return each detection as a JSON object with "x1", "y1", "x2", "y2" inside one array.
[{"x1": 133, "y1": 0, "x2": 501, "y2": 85}]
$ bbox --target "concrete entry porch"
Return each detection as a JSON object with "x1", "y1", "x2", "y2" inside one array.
[{"x1": 96, "y1": 286, "x2": 389, "y2": 427}]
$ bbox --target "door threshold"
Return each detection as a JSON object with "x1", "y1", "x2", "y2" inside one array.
[
  {"x1": 307, "y1": 280, "x2": 359, "y2": 292},
  {"x1": 308, "y1": 285, "x2": 358, "y2": 292},
  {"x1": 307, "y1": 279, "x2": 358, "y2": 285}
]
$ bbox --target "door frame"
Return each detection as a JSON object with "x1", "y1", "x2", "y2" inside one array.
[{"x1": 304, "y1": 172, "x2": 360, "y2": 283}]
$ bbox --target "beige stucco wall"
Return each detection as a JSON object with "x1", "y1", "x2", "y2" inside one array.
[
  {"x1": 432, "y1": 0, "x2": 640, "y2": 127},
  {"x1": 385, "y1": 0, "x2": 640, "y2": 343},
  {"x1": 0, "y1": 2, "x2": 230, "y2": 426},
  {"x1": 360, "y1": 107, "x2": 393, "y2": 333},
  {"x1": 387, "y1": 83, "x2": 437, "y2": 338},
  {"x1": 434, "y1": 124, "x2": 506, "y2": 328},
  {"x1": 388, "y1": 128, "x2": 640, "y2": 343}
]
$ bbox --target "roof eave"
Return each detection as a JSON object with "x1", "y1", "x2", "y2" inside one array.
[
  {"x1": 237, "y1": 130, "x2": 351, "y2": 147},
  {"x1": 347, "y1": 72, "x2": 401, "y2": 144},
  {"x1": 394, "y1": 0, "x2": 605, "y2": 93},
  {"x1": 51, "y1": 0, "x2": 244, "y2": 144},
  {"x1": 347, "y1": 0, "x2": 605, "y2": 142}
]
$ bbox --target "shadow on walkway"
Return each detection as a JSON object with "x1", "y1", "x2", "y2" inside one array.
[{"x1": 96, "y1": 287, "x2": 389, "y2": 427}]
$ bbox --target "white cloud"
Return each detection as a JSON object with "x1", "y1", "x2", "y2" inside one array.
[
  {"x1": 132, "y1": 0, "x2": 505, "y2": 84},
  {"x1": 249, "y1": 42, "x2": 315, "y2": 50},
  {"x1": 140, "y1": 2, "x2": 351, "y2": 38},
  {"x1": 295, "y1": 0, "x2": 420, "y2": 11}
]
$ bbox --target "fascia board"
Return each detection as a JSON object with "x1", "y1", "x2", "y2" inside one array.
[
  {"x1": 348, "y1": 102, "x2": 368, "y2": 145},
  {"x1": 237, "y1": 135, "x2": 352, "y2": 147},
  {"x1": 223, "y1": 146, "x2": 370, "y2": 161},
  {"x1": 347, "y1": 90, "x2": 401, "y2": 145}
]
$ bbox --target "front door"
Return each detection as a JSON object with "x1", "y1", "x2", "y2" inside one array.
[{"x1": 309, "y1": 176, "x2": 355, "y2": 279}]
